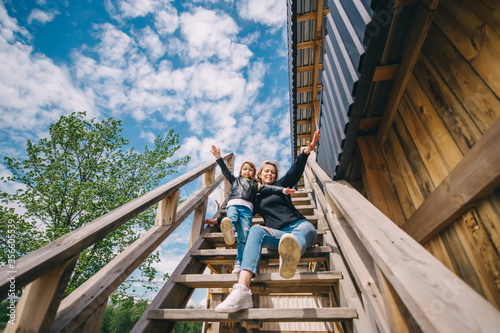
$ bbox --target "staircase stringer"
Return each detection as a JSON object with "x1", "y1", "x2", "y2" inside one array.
[{"x1": 303, "y1": 164, "x2": 379, "y2": 333}]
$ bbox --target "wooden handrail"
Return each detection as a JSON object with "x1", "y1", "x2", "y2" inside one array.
[
  {"x1": 306, "y1": 151, "x2": 500, "y2": 332},
  {"x1": 0, "y1": 153, "x2": 233, "y2": 296}
]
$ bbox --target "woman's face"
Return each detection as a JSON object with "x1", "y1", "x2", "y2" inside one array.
[{"x1": 259, "y1": 164, "x2": 277, "y2": 184}]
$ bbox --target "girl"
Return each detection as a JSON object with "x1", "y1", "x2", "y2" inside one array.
[{"x1": 206, "y1": 145, "x2": 295, "y2": 274}]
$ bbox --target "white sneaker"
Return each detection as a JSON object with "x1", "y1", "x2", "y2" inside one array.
[
  {"x1": 232, "y1": 265, "x2": 241, "y2": 274},
  {"x1": 215, "y1": 284, "x2": 253, "y2": 313},
  {"x1": 278, "y1": 234, "x2": 301, "y2": 279},
  {"x1": 220, "y1": 217, "x2": 235, "y2": 245}
]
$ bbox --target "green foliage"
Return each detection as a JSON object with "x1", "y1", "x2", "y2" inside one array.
[
  {"x1": 99, "y1": 299, "x2": 202, "y2": 333},
  {"x1": 0, "y1": 112, "x2": 190, "y2": 298},
  {"x1": 100, "y1": 298, "x2": 149, "y2": 333}
]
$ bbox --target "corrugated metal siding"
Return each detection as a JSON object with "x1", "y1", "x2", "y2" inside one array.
[{"x1": 316, "y1": 0, "x2": 373, "y2": 179}]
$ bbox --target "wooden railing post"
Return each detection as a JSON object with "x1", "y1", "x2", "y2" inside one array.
[
  {"x1": 189, "y1": 167, "x2": 214, "y2": 248},
  {"x1": 155, "y1": 190, "x2": 180, "y2": 226},
  {"x1": 5, "y1": 256, "x2": 77, "y2": 333}
]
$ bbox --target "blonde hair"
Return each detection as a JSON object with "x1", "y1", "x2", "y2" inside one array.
[
  {"x1": 240, "y1": 161, "x2": 257, "y2": 180},
  {"x1": 257, "y1": 161, "x2": 279, "y2": 183}
]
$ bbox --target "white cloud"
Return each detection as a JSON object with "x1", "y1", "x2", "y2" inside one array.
[
  {"x1": 135, "y1": 27, "x2": 166, "y2": 61},
  {"x1": 27, "y1": 8, "x2": 59, "y2": 25},
  {"x1": 180, "y1": 7, "x2": 252, "y2": 69},
  {"x1": 154, "y1": 6, "x2": 179, "y2": 35},
  {"x1": 237, "y1": 0, "x2": 286, "y2": 30},
  {"x1": 140, "y1": 130, "x2": 156, "y2": 144}
]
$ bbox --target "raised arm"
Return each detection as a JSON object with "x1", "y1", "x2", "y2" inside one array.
[
  {"x1": 278, "y1": 129, "x2": 320, "y2": 188},
  {"x1": 257, "y1": 183, "x2": 296, "y2": 195},
  {"x1": 211, "y1": 145, "x2": 235, "y2": 184}
]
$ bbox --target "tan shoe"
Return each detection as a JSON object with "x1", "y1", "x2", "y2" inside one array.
[
  {"x1": 278, "y1": 234, "x2": 300, "y2": 279},
  {"x1": 220, "y1": 217, "x2": 235, "y2": 245}
]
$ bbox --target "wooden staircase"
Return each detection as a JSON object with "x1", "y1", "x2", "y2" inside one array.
[
  {"x1": 1, "y1": 152, "x2": 499, "y2": 333},
  {"x1": 132, "y1": 189, "x2": 359, "y2": 333}
]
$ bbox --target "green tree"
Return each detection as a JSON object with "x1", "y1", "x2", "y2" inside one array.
[{"x1": 0, "y1": 112, "x2": 190, "y2": 298}]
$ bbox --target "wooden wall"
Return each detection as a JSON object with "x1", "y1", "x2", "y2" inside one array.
[{"x1": 362, "y1": 0, "x2": 500, "y2": 310}]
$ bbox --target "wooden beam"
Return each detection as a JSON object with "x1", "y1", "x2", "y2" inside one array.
[
  {"x1": 311, "y1": 0, "x2": 324, "y2": 137},
  {"x1": 375, "y1": 3, "x2": 437, "y2": 150},
  {"x1": 297, "y1": 41, "x2": 316, "y2": 50},
  {"x1": 358, "y1": 117, "x2": 382, "y2": 130},
  {"x1": 297, "y1": 9, "x2": 330, "y2": 22},
  {"x1": 373, "y1": 64, "x2": 400, "y2": 81},
  {"x1": 297, "y1": 103, "x2": 313, "y2": 109},
  {"x1": 297, "y1": 86, "x2": 314, "y2": 93},
  {"x1": 155, "y1": 190, "x2": 179, "y2": 226},
  {"x1": 148, "y1": 308, "x2": 358, "y2": 322},
  {"x1": 297, "y1": 119, "x2": 312, "y2": 125},
  {"x1": 297, "y1": 64, "x2": 323, "y2": 72},
  {"x1": 403, "y1": 116, "x2": 500, "y2": 244}
]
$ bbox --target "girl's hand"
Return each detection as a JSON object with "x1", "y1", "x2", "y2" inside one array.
[
  {"x1": 210, "y1": 145, "x2": 221, "y2": 159},
  {"x1": 205, "y1": 218, "x2": 217, "y2": 225},
  {"x1": 304, "y1": 129, "x2": 320, "y2": 154},
  {"x1": 284, "y1": 187, "x2": 296, "y2": 194}
]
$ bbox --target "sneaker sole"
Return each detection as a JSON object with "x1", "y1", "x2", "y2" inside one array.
[
  {"x1": 220, "y1": 217, "x2": 235, "y2": 245},
  {"x1": 215, "y1": 299, "x2": 253, "y2": 313},
  {"x1": 279, "y1": 236, "x2": 301, "y2": 279}
]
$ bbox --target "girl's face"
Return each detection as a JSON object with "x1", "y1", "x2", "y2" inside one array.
[
  {"x1": 240, "y1": 163, "x2": 255, "y2": 178},
  {"x1": 259, "y1": 164, "x2": 276, "y2": 184}
]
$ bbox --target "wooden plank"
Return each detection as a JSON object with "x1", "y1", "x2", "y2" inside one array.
[
  {"x1": 376, "y1": 3, "x2": 437, "y2": 150},
  {"x1": 297, "y1": 9, "x2": 330, "y2": 22},
  {"x1": 297, "y1": 103, "x2": 313, "y2": 109},
  {"x1": 381, "y1": 142, "x2": 416, "y2": 220},
  {"x1": 148, "y1": 308, "x2": 358, "y2": 322},
  {"x1": 297, "y1": 41, "x2": 316, "y2": 50},
  {"x1": 303, "y1": 166, "x2": 379, "y2": 333},
  {"x1": 405, "y1": 73, "x2": 464, "y2": 171},
  {"x1": 387, "y1": 128, "x2": 425, "y2": 210},
  {"x1": 172, "y1": 271, "x2": 341, "y2": 289},
  {"x1": 421, "y1": 25, "x2": 500, "y2": 137},
  {"x1": 77, "y1": 299, "x2": 108, "y2": 333},
  {"x1": 189, "y1": 200, "x2": 207, "y2": 249},
  {"x1": 434, "y1": 0, "x2": 500, "y2": 98},
  {"x1": 0, "y1": 154, "x2": 233, "y2": 296},
  {"x1": 398, "y1": 96, "x2": 449, "y2": 186},
  {"x1": 191, "y1": 246, "x2": 332, "y2": 262},
  {"x1": 357, "y1": 136, "x2": 406, "y2": 226},
  {"x1": 403, "y1": 116, "x2": 500, "y2": 243},
  {"x1": 461, "y1": 0, "x2": 500, "y2": 34},
  {"x1": 392, "y1": 110, "x2": 435, "y2": 199},
  {"x1": 52, "y1": 175, "x2": 225, "y2": 332},
  {"x1": 373, "y1": 64, "x2": 400, "y2": 81},
  {"x1": 297, "y1": 64, "x2": 323, "y2": 72}
]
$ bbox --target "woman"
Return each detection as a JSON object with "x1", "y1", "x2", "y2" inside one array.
[{"x1": 215, "y1": 129, "x2": 320, "y2": 313}]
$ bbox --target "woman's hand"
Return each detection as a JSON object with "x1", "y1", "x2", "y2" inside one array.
[
  {"x1": 284, "y1": 187, "x2": 296, "y2": 195},
  {"x1": 210, "y1": 145, "x2": 221, "y2": 159},
  {"x1": 303, "y1": 129, "x2": 320, "y2": 154}
]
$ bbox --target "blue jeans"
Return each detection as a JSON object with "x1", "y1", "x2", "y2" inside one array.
[
  {"x1": 240, "y1": 219, "x2": 317, "y2": 276},
  {"x1": 226, "y1": 205, "x2": 253, "y2": 266}
]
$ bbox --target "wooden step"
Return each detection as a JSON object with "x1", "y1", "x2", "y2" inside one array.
[
  {"x1": 172, "y1": 271, "x2": 341, "y2": 290},
  {"x1": 251, "y1": 215, "x2": 319, "y2": 225},
  {"x1": 190, "y1": 246, "x2": 331, "y2": 265},
  {"x1": 290, "y1": 189, "x2": 313, "y2": 197},
  {"x1": 203, "y1": 229, "x2": 325, "y2": 246},
  {"x1": 147, "y1": 308, "x2": 357, "y2": 322}
]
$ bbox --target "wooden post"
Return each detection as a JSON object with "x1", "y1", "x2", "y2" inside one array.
[
  {"x1": 155, "y1": 190, "x2": 180, "y2": 226},
  {"x1": 5, "y1": 256, "x2": 77, "y2": 333},
  {"x1": 189, "y1": 168, "x2": 215, "y2": 248},
  {"x1": 77, "y1": 298, "x2": 108, "y2": 332},
  {"x1": 220, "y1": 155, "x2": 234, "y2": 204}
]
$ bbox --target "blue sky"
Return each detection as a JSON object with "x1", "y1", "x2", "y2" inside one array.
[{"x1": 0, "y1": 0, "x2": 293, "y2": 306}]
